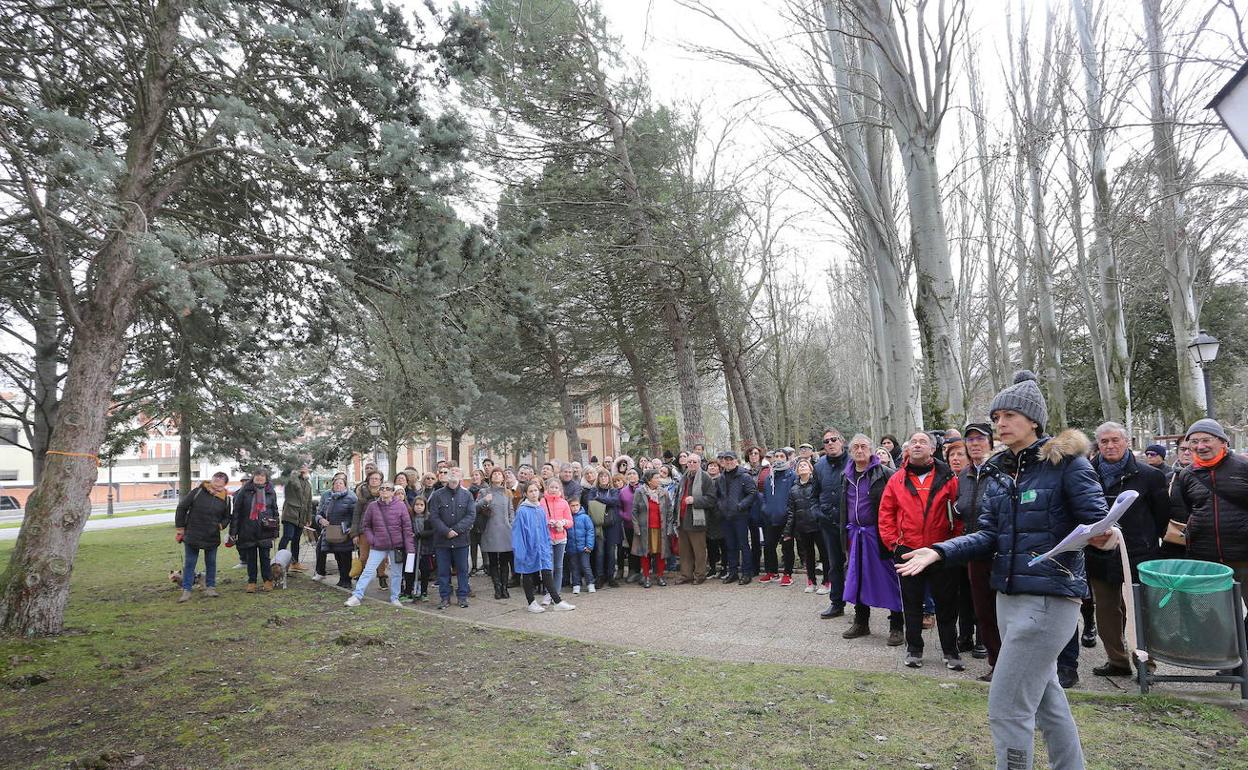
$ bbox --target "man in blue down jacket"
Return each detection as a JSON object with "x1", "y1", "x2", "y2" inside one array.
[
  {"x1": 813, "y1": 428, "x2": 850, "y2": 617},
  {"x1": 715, "y1": 450, "x2": 756, "y2": 585},
  {"x1": 759, "y1": 449, "x2": 797, "y2": 584},
  {"x1": 896, "y1": 371, "x2": 1107, "y2": 770},
  {"x1": 428, "y1": 467, "x2": 477, "y2": 609}
]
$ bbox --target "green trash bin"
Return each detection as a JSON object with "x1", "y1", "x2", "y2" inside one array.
[{"x1": 1137, "y1": 559, "x2": 1240, "y2": 669}]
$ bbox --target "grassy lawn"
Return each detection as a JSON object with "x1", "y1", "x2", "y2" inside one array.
[
  {"x1": 0, "y1": 508, "x2": 174, "y2": 530},
  {"x1": 0, "y1": 525, "x2": 1244, "y2": 770}
]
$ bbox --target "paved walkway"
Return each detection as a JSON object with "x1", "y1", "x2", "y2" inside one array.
[
  {"x1": 0, "y1": 512, "x2": 174, "y2": 541},
  {"x1": 313, "y1": 566, "x2": 1246, "y2": 700}
]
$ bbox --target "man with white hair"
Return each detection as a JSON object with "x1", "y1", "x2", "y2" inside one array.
[{"x1": 1085, "y1": 421, "x2": 1168, "y2": 677}]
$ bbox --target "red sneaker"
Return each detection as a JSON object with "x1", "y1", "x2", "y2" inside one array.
[
  {"x1": 779, "y1": 574, "x2": 793, "y2": 587},
  {"x1": 758, "y1": 573, "x2": 774, "y2": 583}
]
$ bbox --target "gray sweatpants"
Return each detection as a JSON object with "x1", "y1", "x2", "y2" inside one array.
[{"x1": 989, "y1": 593, "x2": 1086, "y2": 770}]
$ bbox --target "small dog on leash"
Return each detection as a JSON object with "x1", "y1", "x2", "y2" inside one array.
[
  {"x1": 270, "y1": 548, "x2": 292, "y2": 589},
  {"x1": 169, "y1": 570, "x2": 203, "y2": 586}
]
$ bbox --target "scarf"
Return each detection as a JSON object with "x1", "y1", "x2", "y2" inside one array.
[
  {"x1": 249, "y1": 483, "x2": 267, "y2": 521},
  {"x1": 201, "y1": 481, "x2": 227, "y2": 501},
  {"x1": 1192, "y1": 447, "x2": 1227, "y2": 470},
  {"x1": 906, "y1": 460, "x2": 934, "y2": 477},
  {"x1": 1097, "y1": 453, "x2": 1131, "y2": 490}
]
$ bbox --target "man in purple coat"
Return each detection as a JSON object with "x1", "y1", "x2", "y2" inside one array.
[{"x1": 841, "y1": 434, "x2": 904, "y2": 646}]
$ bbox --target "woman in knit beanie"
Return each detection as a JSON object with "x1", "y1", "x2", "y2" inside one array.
[{"x1": 896, "y1": 371, "x2": 1108, "y2": 770}]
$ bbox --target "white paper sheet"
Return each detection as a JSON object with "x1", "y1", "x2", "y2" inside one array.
[
  {"x1": 405, "y1": 553, "x2": 416, "y2": 573},
  {"x1": 1027, "y1": 489, "x2": 1139, "y2": 566}
]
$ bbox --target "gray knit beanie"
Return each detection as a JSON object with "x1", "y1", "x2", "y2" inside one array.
[
  {"x1": 1184, "y1": 418, "x2": 1229, "y2": 443},
  {"x1": 989, "y1": 370, "x2": 1048, "y2": 430}
]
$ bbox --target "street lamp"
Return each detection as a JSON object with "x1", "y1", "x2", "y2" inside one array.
[
  {"x1": 367, "y1": 417, "x2": 383, "y2": 466},
  {"x1": 1187, "y1": 330, "x2": 1220, "y2": 419},
  {"x1": 1208, "y1": 60, "x2": 1248, "y2": 159}
]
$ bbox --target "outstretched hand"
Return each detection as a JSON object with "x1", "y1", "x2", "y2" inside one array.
[{"x1": 895, "y1": 547, "x2": 941, "y2": 577}]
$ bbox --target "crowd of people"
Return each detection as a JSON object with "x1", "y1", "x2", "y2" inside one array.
[{"x1": 173, "y1": 370, "x2": 1247, "y2": 769}]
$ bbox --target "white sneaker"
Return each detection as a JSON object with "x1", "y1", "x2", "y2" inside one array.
[
  {"x1": 232, "y1": 563, "x2": 245, "y2": 569},
  {"x1": 541, "y1": 594, "x2": 552, "y2": 606},
  {"x1": 804, "y1": 584, "x2": 816, "y2": 593},
  {"x1": 588, "y1": 584, "x2": 596, "y2": 593},
  {"x1": 527, "y1": 601, "x2": 545, "y2": 614},
  {"x1": 816, "y1": 585, "x2": 830, "y2": 595},
  {"x1": 572, "y1": 586, "x2": 581, "y2": 595},
  {"x1": 390, "y1": 599, "x2": 403, "y2": 607},
  {"x1": 311, "y1": 573, "x2": 324, "y2": 582},
  {"x1": 555, "y1": 600, "x2": 577, "y2": 611},
  {"x1": 345, "y1": 596, "x2": 361, "y2": 607}
]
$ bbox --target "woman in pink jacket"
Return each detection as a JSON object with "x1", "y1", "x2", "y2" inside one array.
[
  {"x1": 540, "y1": 478, "x2": 573, "y2": 605},
  {"x1": 346, "y1": 482, "x2": 413, "y2": 608}
]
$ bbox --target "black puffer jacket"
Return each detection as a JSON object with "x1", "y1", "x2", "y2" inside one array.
[
  {"x1": 175, "y1": 483, "x2": 231, "y2": 550},
  {"x1": 317, "y1": 489, "x2": 357, "y2": 554},
  {"x1": 783, "y1": 477, "x2": 822, "y2": 537},
  {"x1": 1086, "y1": 453, "x2": 1167, "y2": 583},
  {"x1": 229, "y1": 481, "x2": 279, "y2": 549},
  {"x1": 1170, "y1": 451, "x2": 1248, "y2": 563},
  {"x1": 936, "y1": 430, "x2": 1108, "y2": 598}
]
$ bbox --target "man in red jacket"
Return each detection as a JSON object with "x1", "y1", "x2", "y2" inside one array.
[{"x1": 878, "y1": 431, "x2": 963, "y2": 670}]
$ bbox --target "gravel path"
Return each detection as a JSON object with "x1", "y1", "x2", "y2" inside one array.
[{"x1": 312, "y1": 566, "x2": 1247, "y2": 701}]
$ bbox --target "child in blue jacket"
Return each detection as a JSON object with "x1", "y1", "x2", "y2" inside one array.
[{"x1": 568, "y1": 497, "x2": 596, "y2": 594}]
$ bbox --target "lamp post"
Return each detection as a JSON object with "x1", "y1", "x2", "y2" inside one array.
[
  {"x1": 106, "y1": 460, "x2": 114, "y2": 517},
  {"x1": 367, "y1": 417, "x2": 383, "y2": 468},
  {"x1": 1208, "y1": 60, "x2": 1248, "y2": 159},
  {"x1": 1187, "y1": 330, "x2": 1220, "y2": 420}
]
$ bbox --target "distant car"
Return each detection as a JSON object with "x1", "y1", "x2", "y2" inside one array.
[
  {"x1": 155, "y1": 489, "x2": 179, "y2": 499},
  {"x1": 0, "y1": 495, "x2": 20, "y2": 510}
]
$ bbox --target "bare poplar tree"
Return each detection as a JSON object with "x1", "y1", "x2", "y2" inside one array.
[{"x1": 845, "y1": 0, "x2": 969, "y2": 425}]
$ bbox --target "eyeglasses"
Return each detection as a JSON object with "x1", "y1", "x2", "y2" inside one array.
[
  {"x1": 380, "y1": 485, "x2": 395, "y2": 491},
  {"x1": 823, "y1": 437, "x2": 842, "y2": 444}
]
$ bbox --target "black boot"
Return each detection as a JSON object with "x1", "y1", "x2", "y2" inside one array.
[{"x1": 492, "y1": 574, "x2": 503, "y2": 600}]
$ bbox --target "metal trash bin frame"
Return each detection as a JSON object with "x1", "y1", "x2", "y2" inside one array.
[{"x1": 1132, "y1": 580, "x2": 1248, "y2": 699}]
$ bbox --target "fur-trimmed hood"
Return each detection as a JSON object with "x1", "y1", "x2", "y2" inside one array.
[{"x1": 1038, "y1": 429, "x2": 1091, "y2": 465}]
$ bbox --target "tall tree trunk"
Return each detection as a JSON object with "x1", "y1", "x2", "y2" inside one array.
[
  {"x1": 31, "y1": 267, "x2": 60, "y2": 486},
  {"x1": 618, "y1": 338, "x2": 663, "y2": 457},
  {"x1": 852, "y1": 0, "x2": 966, "y2": 426},
  {"x1": 1, "y1": 327, "x2": 130, "y2": 635},
  {"x1": 178, "y1": 406, "x2": 193, "y2": 497},
  {"x1": 699, "y1": 275, "x2": 756, "y2": 447},
  {"x1": 967, "y1": 49, "x2": 1010, "y2": 390},
  {"x1": 663, "y1": 294, "x2": 706, "y2": 444},
  {"x1": 1011, "y1": 147, "x2": 1035, "y2": 372},
  {"x1": 1023, "y1": 152, "x2": 1067, "y2": 428},
  {"x1": 821, "y1": 3, "x2": 920, "y2": 435},
  {"x1": 449, "y1": 428, "x2": 462, "y2": 467},
  {"x1": 542, "y1": 331, "x2": 581, "y2": 459},
  {"x1": 1074, "y1": 0, "x2": 1130, "y2": 425},
  {"x1": 1142, "y1": 0, "x2": 1204, "y2": 423},
  {"x1": 576, "y1": 10, "x2": 703, "y2": 443},
  {"x1": 1061, "y1": 107, "x2": 1113, "y2": 417}
]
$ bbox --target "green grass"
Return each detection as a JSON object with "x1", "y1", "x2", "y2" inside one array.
[
  {"x1": 0, "y1": 508, "x2": 173, "y2": 529},
  {"x1": 0, "y1": 525, "x2": 1245, "y2": 769}
]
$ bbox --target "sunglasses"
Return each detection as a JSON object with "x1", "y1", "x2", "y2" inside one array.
[
  {"x1": 823, "y1": 437, "x2": 842, "y2": 444},
  {"x1": 380, "y1": 485, "x2": 396, "y2": 491}
]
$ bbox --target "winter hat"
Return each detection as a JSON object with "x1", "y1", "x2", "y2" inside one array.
[
  {"x1": 989, "y1": 370, "x2": 1048, "y2": 430},
  {"x1": 1144, "y1": 444, "x2": 1167, "y2": 458},
  {"x1": 1184, "y1": 418, "x2": 1229, "y2": 444},
  {"x1": 963, "y1": 422, "x2": 993, "y2": 439}
]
